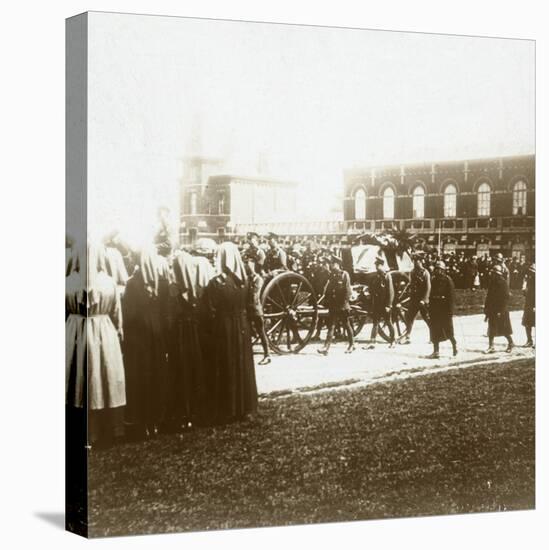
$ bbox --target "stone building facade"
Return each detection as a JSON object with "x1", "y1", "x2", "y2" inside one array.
[{"x1": 343, "y1": 154, "x2": 535, "y2": 258}]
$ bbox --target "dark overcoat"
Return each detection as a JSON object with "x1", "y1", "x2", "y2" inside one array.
[
  {"x1": 429, "y1": 273, "x2": 455, "y2": 343},
  {"x1": 484, "y1": 275, "x2": 513, "y2": 337},
  {"x1": 204, "y1": 273, "x2": 258, "y2": 424},
  {"x1": 325, "y1": 270, "x2": 352, "y2": 313}
]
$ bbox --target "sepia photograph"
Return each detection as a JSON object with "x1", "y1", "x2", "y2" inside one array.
[{"x1": 65, "y1": 11, "x2": 535, "y2": 538}]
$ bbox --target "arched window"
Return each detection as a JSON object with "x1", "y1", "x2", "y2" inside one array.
[
  {"x1": 354, "y1": 188, "x2": 366, "y2": 220},
  {"x1": 412, "y1": 185, "x2": 425, "y2": 219},
  {"x1": 383, "y1": 187, "x2": 395, "y2": 220},
  {"x1": 443, "y1": 183, "x2": 457, "y2": 218},
  {"x1": 477, "y1": 182, "x2": 491, "y2": 216},
  {"x1": 512, "y1": 180, "x2": 527, "y2": 215}
]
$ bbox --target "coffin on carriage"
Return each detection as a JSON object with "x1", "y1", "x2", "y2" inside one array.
[{"x1": 257, "y1": 232, "x2": 415, "y2": 354}]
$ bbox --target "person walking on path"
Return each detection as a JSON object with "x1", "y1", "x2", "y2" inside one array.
[
  {"x1": 427, "y1": 261, "x2": 458, "y2": 359},
  {"x1": 484, "y1": 264, "x2": 514, "y2": 353},
  {"x1": 364, "y1": 256, "x2": 395, "y2": 350},
  {"x1": 317, "y1": 255, "x2": 355, "y2": 355},
  {"x1": 400, "y1": 253, "x2": 430, "y2": 344}
]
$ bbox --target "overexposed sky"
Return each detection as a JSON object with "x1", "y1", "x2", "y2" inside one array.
[{"x1": 87, "y1": 12, "x2": 534, "y2": 244}]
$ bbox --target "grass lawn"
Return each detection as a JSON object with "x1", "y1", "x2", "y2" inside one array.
[
  {"x1": 454, "y1": 288, "x2": 524, "y2": 316},
  {"x1": 88, "y1": 358, "x2": 534, "y2": 537}
]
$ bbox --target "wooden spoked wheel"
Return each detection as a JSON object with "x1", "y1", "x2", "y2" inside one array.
[{"x1": 261, "y1": 271, "x2": 318, "y2": 354}]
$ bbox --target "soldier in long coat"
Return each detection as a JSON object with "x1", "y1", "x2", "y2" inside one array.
[
  {"x1": 365, "y1": 256, "x2": 395, "y2": 349},
  {"x1": 493, "y1": 252, "x2": 510, "y2": 283},
  {"x1": 484, "y1": 264, "x2": 514, "y2": 353},
  {"x1": 317, "y1": 255, "x2": 355, "y2": 355},
  {"x1": 522, "y1": 263, "x2": 535, "y2": 347},
  {"x1": 428, "y1": 261, "x2": 458, "y2": 358}
]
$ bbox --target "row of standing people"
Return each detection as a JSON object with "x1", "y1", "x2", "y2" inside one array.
[
  {"x1": 66, "y1": 241, "x2": 259, "y2": 449},
  {"x1": 239, "y1": 232, "x2": 531, "y2": 292},
  {"x1": 311, "y1": 251, "x2": 535, "y2": 359}
]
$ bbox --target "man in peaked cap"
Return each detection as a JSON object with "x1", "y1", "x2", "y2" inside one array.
[
  {"x1": 245, "y1": 231, "x2": 266, "y2": 275},
  {"x1": 265, "y1": 232, "x2": 288, "y2": 272},
  {"x1": 364, "y1": 256, "x2": 395, "y2": 349},
  {"x1": 427, "y1": 260, "x2": 458, "y2": 358},
  {"x1": 243, "y1": 253, "x2": 271, "y2": 365},
  {"x1": 493, "y1": 252, "x2": 510, "y2": 283},
  {"x1": 399, "y1": 252, "x2": 431, "y2": 344},
  {"x1": 484, "y1": 263, "x2": 514, "y2": 353},
  {"x1": 317, "y1": 255, "x2": 354, "y2": 355}
]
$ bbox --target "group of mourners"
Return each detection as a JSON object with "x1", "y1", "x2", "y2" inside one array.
[
  {"x1": 66, "y1": 231, "x2": 264, "y2": 449},
  {"x1": 65, "y1": 211, "x2": 536, "y2": 449}
]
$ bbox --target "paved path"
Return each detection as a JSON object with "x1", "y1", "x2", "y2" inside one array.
[{"x1": 254, "y1": 311, "x2": 535, "y2": 396}]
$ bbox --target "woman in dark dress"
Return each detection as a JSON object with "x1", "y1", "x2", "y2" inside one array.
[
  {"x1": 428, "y1": 261, "x2": 458, "y2": 359},
  {"x1": 165, "y1": 251, "x2": 214, "y2": 430},
  {"x1": 204, "y1": 242, "x2": 258, "y2": 425},
  {"x1": 522, "y1": 264, "x2": 535, "y2": 347},
  {"x1": 122, "y1": 247, "x2": 169, "y2": 439},
  {"x1": 484, "y1": 264, "x2": 514, "y2": 353}
]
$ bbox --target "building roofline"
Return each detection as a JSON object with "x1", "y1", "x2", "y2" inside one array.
[{"x1": 345, "y1": 153, "x2": 535, "y2": 175}]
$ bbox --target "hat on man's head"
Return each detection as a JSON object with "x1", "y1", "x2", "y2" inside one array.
[
  {"x1": 495, "y1": 252, "x2": 504, "y2": 262},
  {"x1": 267, "y1": 232, "x2": 279, "y2": 240},
  {"x1": 435, "y1": 260, "x2": 447, "y2": 270},
  {"x1": 246, "y1": 231, "x2": 259, "y2": 240}
]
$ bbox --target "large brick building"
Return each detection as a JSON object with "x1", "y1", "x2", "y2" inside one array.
[
  {"x1": 343, "y1": 154, "x2": 535, "y2": 259},
  {"x1": 179, "y1": 156, "x2": 298, "y2": 244}
]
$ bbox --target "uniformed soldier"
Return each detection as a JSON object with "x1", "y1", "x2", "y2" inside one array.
[
  {"x1": 428, "y1": 261, "x2": 458, "y2": 358},
  {"x1": 265, "y1": 232, "x2": 288, "y2": 272},
  {"x1": 310, "y1": 255, "x2": 331, "y2": 341},
  {"x1": 317, "y1": 255, "x2": 354, "y2": 355},
  {"x1": 244, "y1": 255, "x2": 271, "y2": 365},
  {"x1": 484, "y1": 263, "x2": 514, "y2": 353},
  {"x1": 301, "y1": 241, "x2": 317, "y2": 273},
  {"x1": 245, "y1": 232, "x2": 266, "y2": 275},
  {"x1": 364, "y1": 256, "x2": 395, "y2": 349},
  {"x1": 400, "y1": 253, "x2": 431, "y2": 344},
  {"x1": 493, "y1": 252, "x2": 510, "y2": 283}
]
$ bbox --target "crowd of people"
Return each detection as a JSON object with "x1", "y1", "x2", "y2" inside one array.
[
  {"x1": 234, "y1": 234, "x2": 532, "y2": 291},
  {"x1": 65, "y1": 210, "x2": 536, "y2": 449},
  {"x1": 66, "y1": 232, "x2": 260, "y2": 449}
]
